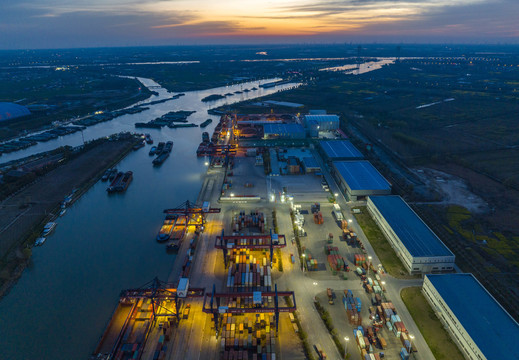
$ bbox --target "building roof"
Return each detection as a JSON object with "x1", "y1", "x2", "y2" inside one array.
[
  {"x1": 320, "y1": 140, "x2": 363, "y2": 159},
  {"x1": 302, "y1": 157, "x2": 320, "y2": 169},
  {"x1": 333, "y1": 161, "x2": 390, "y2": 191},
  {"x1": 263, "y1": 123, "x2": 305, "y2": 135},
  {"x1": 369, "y1": 195, "x2": 454, "y2": 258},
  {"x1": 304, "y1": 114, "x2": 339, "y2": 123},
  {"x1": 426, "y1": 273, "x2": 519, "y2": 359},
  {"x1": 0, "y1": 102, "x2": 31, "y2": 122}
]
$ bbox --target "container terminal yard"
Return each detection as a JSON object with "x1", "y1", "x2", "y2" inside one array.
[{"x1": 92, "y1": 111, "x2": 519, "y2": 360}]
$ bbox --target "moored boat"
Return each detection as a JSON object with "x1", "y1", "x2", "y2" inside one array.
[
  {"x1": 42, "y1": 222, "x2": 57, "y2": 236},
  {"x1": 200, "y1": 119, "x2": 213, "y2": 128},
  {"x1": 101, "y1": 169, "x2": 111, "y2": 181},
  {"x1": 164, "y1": 141, "x2": 173, "y2": 153},
  {"x1": 115, "y1": 171, "x2": 133, "y2": 192},
  {"x1": 35, "y1": 237, "x2": 46, "y2": 246},
  {"x1": 156, "y1": 142, "x2": 165, "y2": 154},
  {"x1": 107, "y1": 171, "x2": 124, "y2": 192},
  {"x1": 145, "y1": 134, "x2": 153, "y2": 144},
  {"x1": 152, "y1": 152, "x2": 169, "y2": 166},
  {"x1": 132, "y1": 141, "x2": 145, "y2": 151},
  {"x1": 148, "y1": 146, "x2": 157, "y2": 156}
]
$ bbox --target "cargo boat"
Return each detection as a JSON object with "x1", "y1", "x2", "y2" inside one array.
[
  {"x1": 156, "y1": 142, "x2": 165, "y2": 154},
  {"x1": 107, "y1": 171, "x2": 124, "y2": 192},
  {"x1": 108, "y1": 168, "x2": 118, "y2": 181},
  {"x1": 202, "y1": 132, "x2": 210, "y2": 143},
  {"x1": 157, "y1": 214, "x2": 177, "y2": 242},
  {"x1": 148, "y1": 146, "x2": 157, "y2": 156},
  {"x1": 115, "y1": 171, "x2": 133, "y2": 192},
  {"x1": 200, "y1": 119, "x2": 212, "y2": 128},
  {"x1": 170, "y1": 215, "x2": 187, "y2": 241},
  {"x1": 152, "y1": 152, "x2": 169, "y2": 166},
  {"x1": 164, "y1": 141, "x2": 173, "y2": 153},
  {"x1": 92, "y1": 291, "x2": 178, "y2": 360},
  {"x1": 133, "y1": 141, "x2": 145, "y2": 151},
  {"x1": 145, "y1": 134, "x2": 153, "y2": 144},
  {"x1": 101, "y1": 169, "x2": 111, "y2": 181},
  {"x1": 168, "y1": 123, "x2": 197, "y2": 129}
]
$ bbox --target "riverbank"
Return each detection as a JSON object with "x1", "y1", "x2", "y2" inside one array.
[{"x1": 0, "y1": 134, "x2": 140, "y2": 299}]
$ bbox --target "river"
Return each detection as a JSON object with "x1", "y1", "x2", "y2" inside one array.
[{"x1": 0, "y1": 78, "x2": 299, "y2": 360}]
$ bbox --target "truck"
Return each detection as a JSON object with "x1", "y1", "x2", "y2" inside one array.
[
  {"x1": 327, "y1": 288, "x2": 334, "y2": 304},
  {"x1": 333, "y1": 204, "x2": 344, "y2": 221},
  {"x1": 314, "y1": 344, "x2": 327, "y2": 359}
]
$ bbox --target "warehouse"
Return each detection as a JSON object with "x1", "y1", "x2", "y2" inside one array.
[
  {"x1": 367, "y1": 195, "x2": 455, "y2": 274},
  {"x1": 0, "y1": 102, "x2": 31, "y2": 121},
  {"x1": 303, "y1": 114, "x2": 339, "y2": 131},
  {"x1": 263, "y1": 123, "x2": 306, "y2": 139},
  {"x1": 332, "y1": 160, "x2": 391, "y2": 201},
  {"x1": 423, "y1": 273, "x2": 519, "y2": 360},
  {"x1": 320, "y1": 140, "x2": 364, "y2": 161}
]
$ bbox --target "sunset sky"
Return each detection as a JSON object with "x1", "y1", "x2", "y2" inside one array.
[{"x1": 1, "y1": 0, "x2": 518, "y2": 49}]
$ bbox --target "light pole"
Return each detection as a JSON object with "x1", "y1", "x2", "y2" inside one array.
[
  {"x1": 344, "y1": 336, "x2": 349, "y2": 359},
  {"x1": 302, "y1": 254, "x2": 306, "y2": 273},
  {"x1": 368, "y1": 256, "x2": 372, "y2": 278}
]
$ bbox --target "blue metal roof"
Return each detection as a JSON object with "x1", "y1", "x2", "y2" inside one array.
[
  {"x1": 304, "y1": 114, "x2": 339, "y2": 122},
  {"x1": 302, "y1": 157, "x2": 320, "y2": 169},
  {"x1": 263, "y1": 123, "x2": 305, "y2": 134},
  {"x1": 427, "y1": 273, "x2": 519, "y2": 358},
  {"x1": 333, "y1": 161, "x2": 390, "y2": 191},
  {"x1": 320, "y1": 140, "x2": 363, "y2": 159},
  {"x1": 369, "y1": 195, "x2": 453, "y2": 257},
  {"x1": 0, "y1": 102, "x2": 30, "y2": 121}
]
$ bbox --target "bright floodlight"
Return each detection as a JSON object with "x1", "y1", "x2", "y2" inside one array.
[
  {"x1": 230, "y1": 193, "x2": 235, "y2": 197},
  {"x1": 344, "y1": 337, "x2": 349, "y2": 341},
  {"x1": 334, "y1": 193, "x2": 338, "y2": 197}
]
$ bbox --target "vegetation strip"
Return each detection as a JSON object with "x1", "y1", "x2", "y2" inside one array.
[{"x1": 401, "y1": 287, "x2": 464, "y2": 360}]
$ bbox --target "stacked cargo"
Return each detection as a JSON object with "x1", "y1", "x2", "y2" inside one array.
[
  {"x1": 310, "y1": 202, "x2": 320, "y2": 214},
  {"x1": 354, "y1": 254, "x2": 366, "y2": 267},
  {"x1": 313, "y1": 211, "x2": 324, "y2": 225},
  {"x1": 227, "y1": 249, "x2": 272, "y2": 290},
  {"x1": 232, "y1": 211, "x2": 266, "y2": 233},
  {"x1": 220, "y1": 313, "x2": 277, "y2": 360},
  {"x1": 343, "y1": 290, "x2": 362, "y2": 326},
  {"x1": 400, "y1": 333, "x2": 412, "y2": 353},
  {"x1": 303, "y1": 249, "x2": 318, "y2": 271},
  {"x1": 325, "y1": 246, "x2": 347, "y2": 271}
]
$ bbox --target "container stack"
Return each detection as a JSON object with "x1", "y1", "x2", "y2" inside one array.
[
  {"x1": 343, "y1": 290, "x2": 362, "y2": 326},
  {"x1": 354, "y1": 254, "x2": 366, "y2": 267},
  {"x1": 310, "y1": 202, "x2": 320, "y2": 213},
  {"x1": 220, "y1": 313, "x2": 277, "y2": 360},
  {"x1": 325, "y1": 246, "x2": 347, "y2": 271},
  {"x1": 232, "y1": 211, "x2": 266, "y2": 233},
  {"x1": 313, "y1": 211, "x2": 324, "y2": 225},
  {"x1": 227, "y1": 249, "x2": 272, "y2": 290},
  {"x1": 303, "y1": 249, "x2": 318, "y2": 270}
]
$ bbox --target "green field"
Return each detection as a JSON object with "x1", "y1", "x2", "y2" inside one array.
[
  {"x1": 401, "y1": 287, "x2": 465, "y2": 360},
  {"x1": 353, "y1": 207, "x2": 411, "y2": 278}
]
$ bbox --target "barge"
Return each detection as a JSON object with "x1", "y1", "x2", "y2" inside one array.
[{"x1": 157, "y1": 214, "x2": 177, "y2": 242}]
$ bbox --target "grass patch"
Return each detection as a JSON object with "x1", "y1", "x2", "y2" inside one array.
[
  {"x1": 353, "y1": 207, "x2": 411, "y2": 278},
  {"x1": 401, "y1": 287, "x2": 465, "y2": 360}
]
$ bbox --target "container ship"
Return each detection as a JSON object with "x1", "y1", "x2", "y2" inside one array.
[
  {"x1": 107, "y1": 171, "x2": 124, "y2": 192},
  {"x1": 156, "y1": 214, "x2": 177, "y2": 242},
  {"x1": 170, "y1": 215, "x2": 187, "y2": 241},
  {"x1": 152, "y1": 152, "x2": 169, "y2": 166}
]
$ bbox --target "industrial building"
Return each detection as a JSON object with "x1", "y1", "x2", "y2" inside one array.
[
  {"x1": 263, "y1": 123, "x2": 305, "y2": 140},
  {"x1": 423, "y1": 273, "x2": 519, "y2": 360},
  {"x1": 0, "y1": 102, "x2": 31, "y2": 121},
  {"x1": 367, "y1": 195, "x2": 455, "y2": 274},
  {"x1": 332, "y1": 161, "x2": 391, "y2": 201},
  {"x1": 320, "y1": 140, "x2": 364, "y2": 161},
  {"x1": 302, "y1": 157, "x2": 321, "y2": 173},
  {"x1": 303, "y1": 114, "x2": 339, "y2": 136}
]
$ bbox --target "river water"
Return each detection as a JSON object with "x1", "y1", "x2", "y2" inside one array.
[{"x1": 0, "y1": 78, "x2": 298, "y2": 360}]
